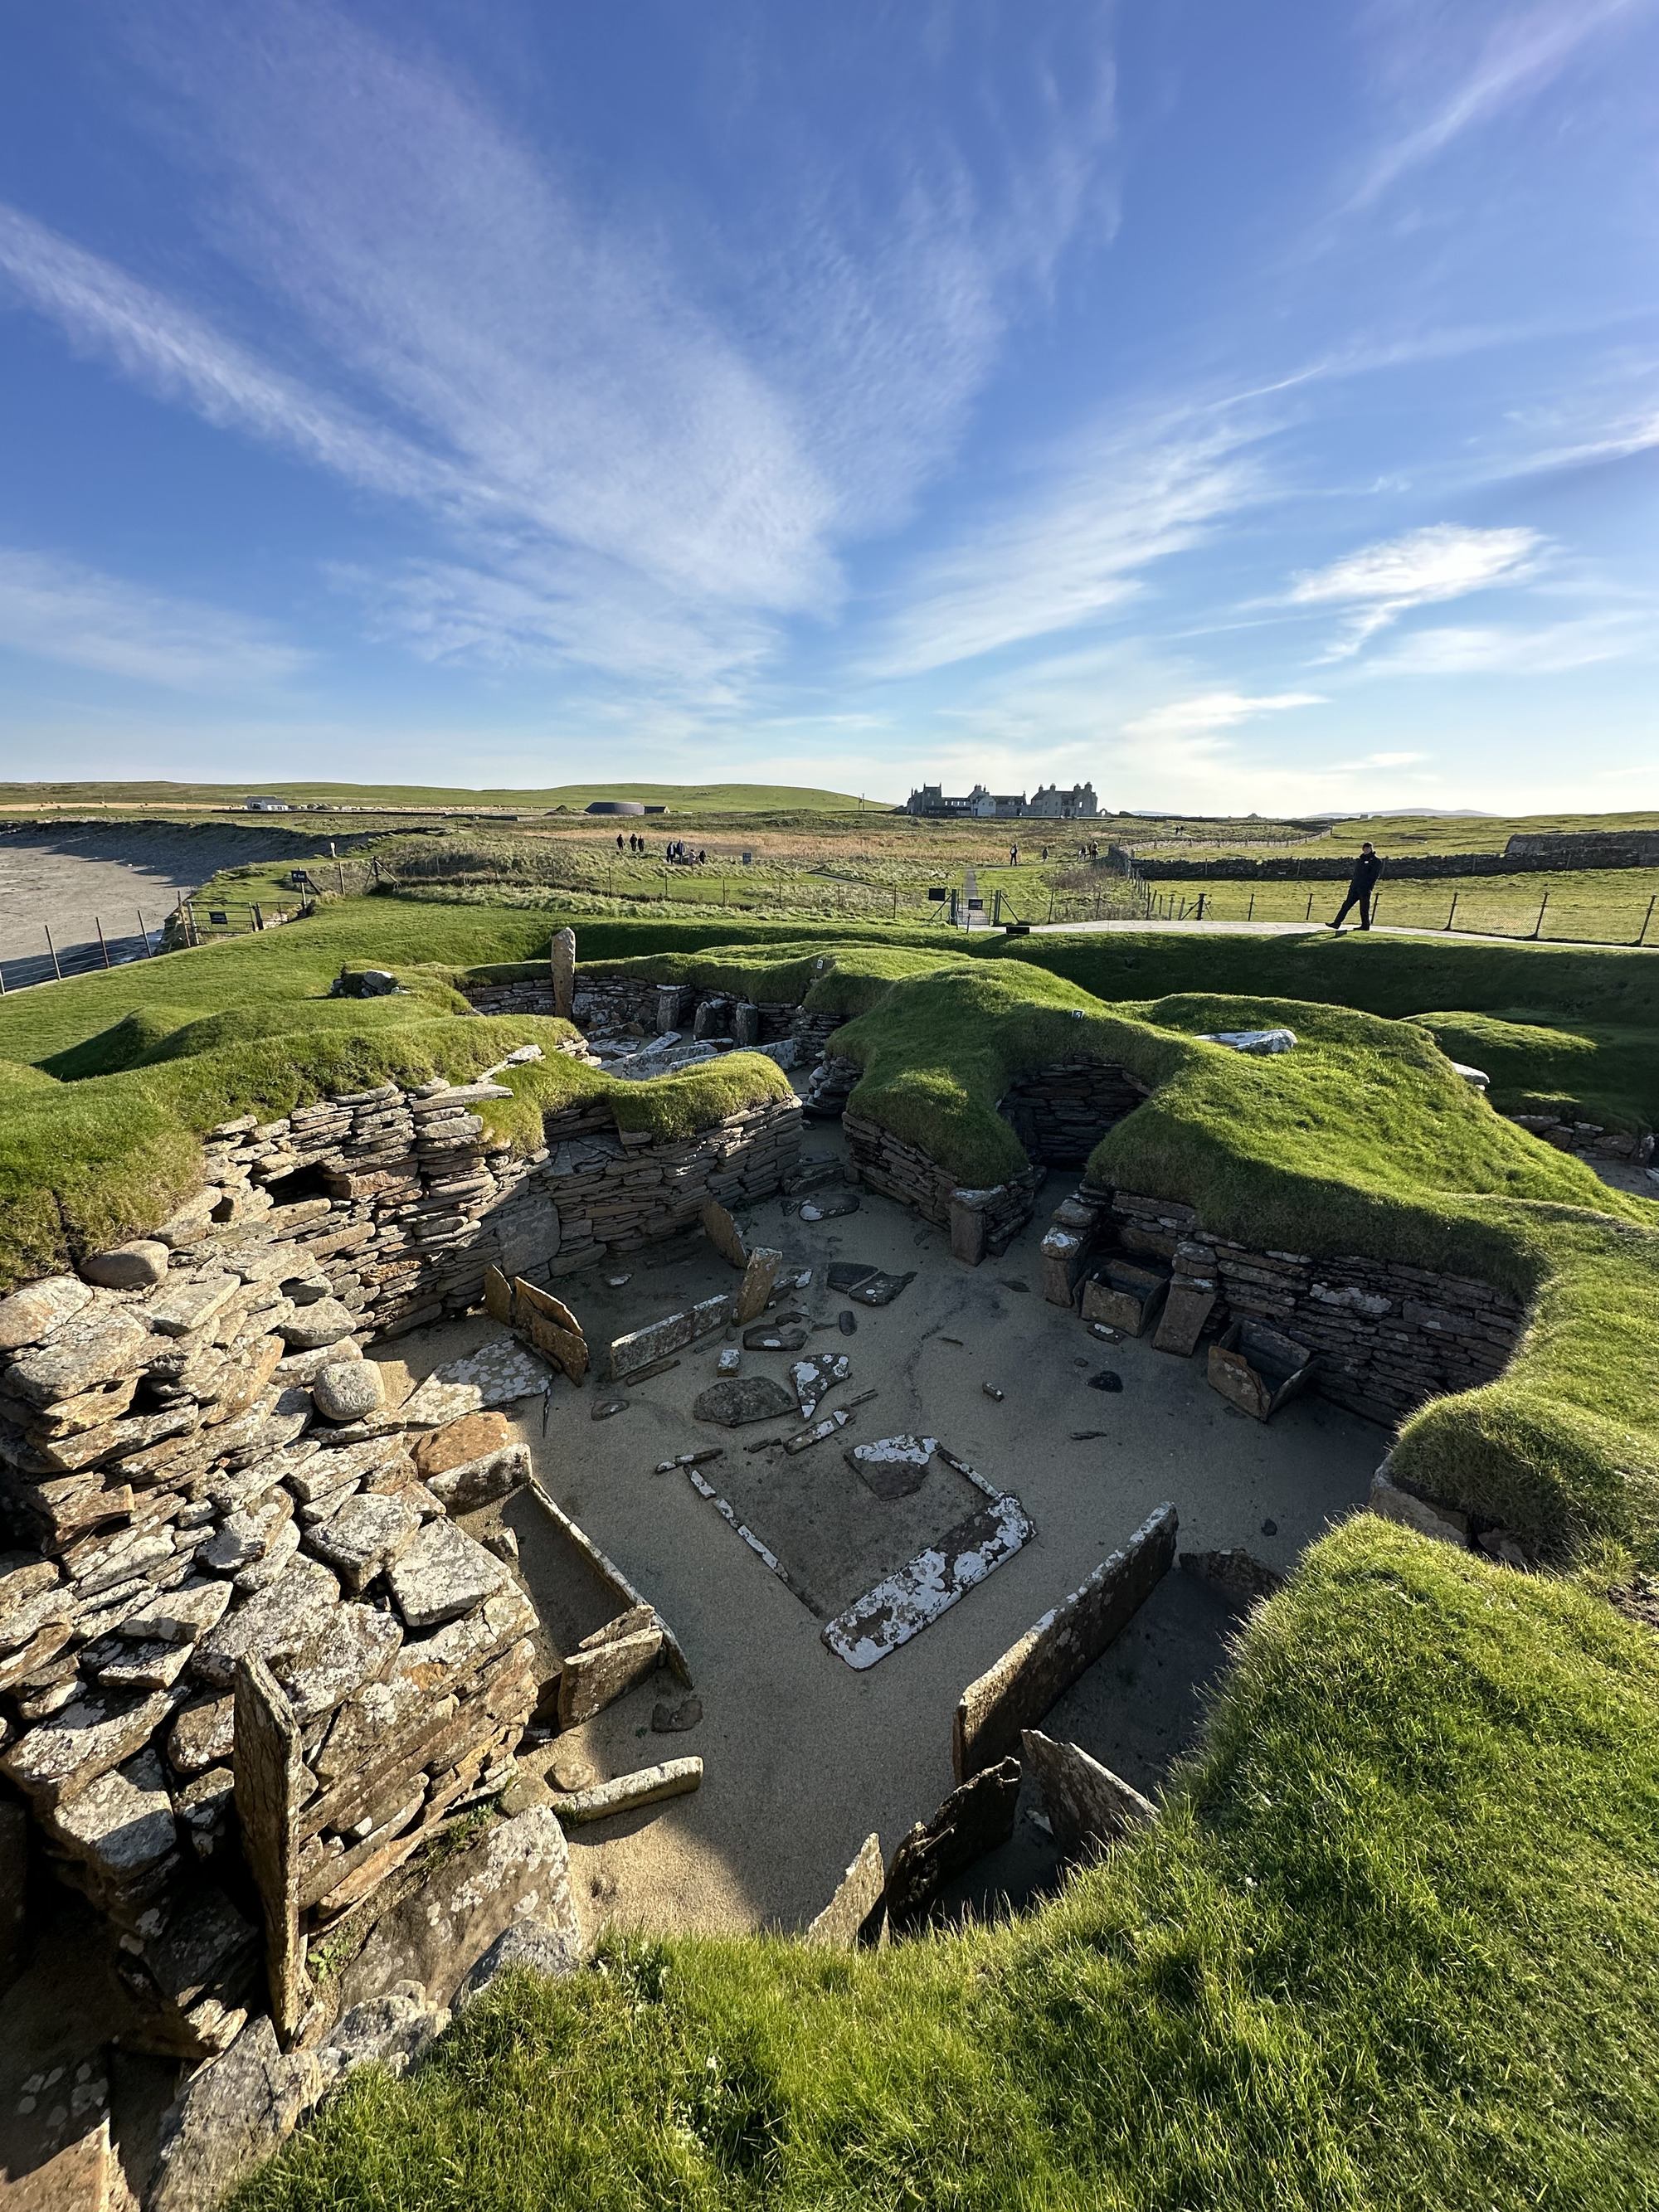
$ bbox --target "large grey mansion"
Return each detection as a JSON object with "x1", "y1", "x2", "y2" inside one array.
[{"x1": 902, "y1": 780, "x2": 1100, "y2": 821}]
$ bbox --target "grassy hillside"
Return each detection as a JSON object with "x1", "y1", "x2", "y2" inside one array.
[
  {"x1": 234, "y1": 1516, "x2": 1659, "y2": 2212},
  {"x1": 0, "y1": 779, "x2": 879, "y2": 814}
]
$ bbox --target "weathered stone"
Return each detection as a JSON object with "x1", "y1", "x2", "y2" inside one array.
[
  {"x1": 337, "y1": 1806, "x2": 578, "y2": 2011},
  {"x1": 953, "y1": 1502, "x2": 1176, "y2": 1779},
  {"x1": 0, "y1": 1275, "x2": 94, "y2": 1351},
  {"x1": 452, "y1": 1918, "x2": 582, "y2": 2009},
  {"x1": 742, "y1": 1320, "x2": 808, "y2": 1352},
  {"x1": 271, "y1": 1605, "x2": 402, "y2": 1724},
  {"x1": 1206, "y1": 1319, "x2": 1314, "y2": 1421},
  {"x1": 5, "y1": 1308, "x2": 151, "y2": 1409},
  {"x1": 81, "y1": 1240, "x2": 169, "y2": 1291},
  {"x1": 700, "y1": 1199, "x2": 747, "y2": 1270},
  {"x1": 426, "y1": 1441, "x2": 529, "y2": 1515},
  {"x1": 148, "y1": 1272, "x2": 241, "y2": 1338},
  {"x1": 549, "y1": 926, "x2": 577, "y2": 1021},
  {"x1": 139, "y1": 1885, "x2": 258, "y2": 2010},
  {"x1": 167, "y1": 1694, "x2": 236, "y2": 1775},
  {"x1": 0, "y1": 1685, "x2": 185, "y2": 1812},
  {"x1": 1151, "y1": 1279, "x2": 1217, "y2": 1357},
  {"x1": 305, "y1": 1491, "x2": 422, "y2": 1594},
  {"x1": 46, "y1": 1746, "x2": 178, "y2": 1883},
  {"x1": 844, "y1": 1269, "x2": 915, "y2": 1308},
  {"x1": 155, "y1": 1190, "x2": 221, "y2": 1249},
  {"x1": 234, "y1": 1519, "x2": 304, "y2": 1594},
  {"x1": 791, "y1": 1351, "x2": 849, "y2": 1420},
  {"x1": 883, "y1": 1757, "x2": 1021, "y2": 1930},
  {"x1": 90, "y1": 1636, "x2": 195, "y2": 1691},
  {"x1": 557, "y1": 1625, "x2": 663, "y2": 1727},
  {"x1": 948, "y1": 1195, "x2": 987, "y2": 1266},
  {"x1": 513, "y1": 1280, "x2": 589, "y2": 1386},
  {"x1": 1021, "y1": 1729, "x2": 1155, "y2": 1859},
  {"x1": 398, "y1": 1339, "x2": 549, "y2": 1425},
  {"x1": 1180, "y1": 1548, "x2": 1285, "y2": 1610},
  {"x1": 805, "y1": 1831, "x2": 884, "y2": 1947},
  {"x1": 692, "y1": 1376, "x2": 795, "y2": 1427},
  {"x1": 4, "y1": 2120, "x2": 111, "y2": 2212},
  {"x1": 387, "y1": 1518, "x2": 509, "y2": 1631},
  {"x1": 413, "y1": 1411, "x2": 512, "y2": 1480},
  {"x1": 847, "y1": 1434, "x2": 937, "y2": 1500},
  {"x1": 191, "y1": 1558, "x2": 343, "y2": 1689},
  {"x1": 800, "y1": 1193, "x2": 859, "y2": 1222},
  {"x1": 276, "y1": 1298, "x2": 358, "y2": 1352},
  {"x1": 201, "y1": 1492, "x2": 294, "y2": 1576},
  {"x1": 611, "y1": 1294, "x2": 732, "y2": 1380},
  {"x1": 286, "y1": 1437, "x2": 406, "y2": 1503},
  {"x1": 1, "y1": 1558, "x2": 68, "y2": 1646},
  {"x1": 315, "y1": 1983, "x2": 450, "y2": 2093},
  {"x1": 313, "y1": 1360, "x2": 385, "y2": 1422},
  {"x1": 650, "y1": 1693, "x2": 703, "y2": 1733},
  {"x1": 1370, "y1": 1464, "x2": 1470, "y2": 1547},
  {"x1": 148, "y1": 2012, "x2": 323, "y2": 2212},
  {"x1": 1082, "y1": 1261, "x2": 1169, "y2": 1337},
  {"x1": 824, "y1": 1490, "x2": 1035, "y2": 1672},
  {"x1": 549, "y1": 1757, "x2": 702, "y2": 1825},
  {"x1": 733, "y1": 1245, "x2": 783, "y2": 1325}
]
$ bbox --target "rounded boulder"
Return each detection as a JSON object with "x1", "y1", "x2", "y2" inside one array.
[
  {"x1": 313, "y1": 1359, "x2": 386, "y2": 1422},
  {"x1": 81, "y1": 1240, "x2": 170, "y2": 1290}
]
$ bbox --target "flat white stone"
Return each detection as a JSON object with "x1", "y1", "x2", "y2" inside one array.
[{"x1": 386, "y1": 1519, "x2": 509, "y2": 1631}]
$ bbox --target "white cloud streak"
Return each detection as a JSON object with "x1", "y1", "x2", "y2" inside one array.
[
  {"x1": 867, "y1": 416, "x2": 1265, "y2": 679},
  {"x1": 1122, "y1": 690, "x2": 1325, "y2": 741},
  {"x1": 2, "y1": 1, "x2": 1118, "y2": 693},
  {"x1": 1288, "y1": 523, "x2": 1545, "y2": 657},
  {"x1": 1350, "y1": 0, "x2": 1648, "y2": 207},
  {"x1": 0, "y1": 547, "x2": 306, "y2": 688}
]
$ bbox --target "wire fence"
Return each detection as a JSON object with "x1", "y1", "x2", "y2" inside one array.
[
  {"x1": 1121, "y1": 878, "x2": 1658, "y2": 946},
  {"x1": 0, "y1": 894, "x2": 318, "y2": 994}
]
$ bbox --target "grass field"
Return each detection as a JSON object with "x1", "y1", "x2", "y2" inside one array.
[
  {"x1": 0, "y1": 779, "x2": 880, "y2": 815},
  {"x1": 234, "y1": 1515, "x2": 1659, "y2": 2212}
]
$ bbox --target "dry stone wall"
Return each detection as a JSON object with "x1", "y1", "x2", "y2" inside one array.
[
  {"x1": 465, "y1": 969, "x2": 841, "y2": 1057},
  {"x1": 998, "y1": 1058, "x2": 1151, "y2": 1169},
  {"x1": 1058, "y1": 1182, "x2": 1525, "y2": 1426},
  {"x1": 0, "y1": 1061, "x2": 800, "y2": 2060}
]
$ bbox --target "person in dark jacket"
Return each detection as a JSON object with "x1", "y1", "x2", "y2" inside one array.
[{"x1": 1331, "y1": 841, "x2": 1382, "y2": 930}]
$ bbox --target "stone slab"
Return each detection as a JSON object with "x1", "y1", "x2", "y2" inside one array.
[
  {"x1": 610, "y1": 1294, "x2": 732, "y2": 1381},
  {"x1": 549, "y1": 1757, "x2": 702, "y2": 1824},
  {"x1": 387, "y1": 1518, "x2": 510, "y2": 1631},
  {"x1": 847, "y1": 1434, "x2": 937, "y2": 1500},
  {"x1": 692, "y1": 1376, "x2": 796, "y2": 1427},
  {"x1": 700, "y1": 1200, "x2": 747, "y2": 1270},
  {"x1": 822, "y1": 1490, "x2": 1034, "y2": 1673},
  {"x1": 1021, "y1": 1728, "x2": 1156, "y2": 1859},
  {"x1": 1151, "y1": 1279, "x2": 1217, "y2": 1357},
  {"x1": 952, "y1": 1501, "x2": 1176, "y2": 1780},
  {"x1": 1370, "y1": 1464, "x2": 1470, "y2": 1547},
  {"x1": 883, "y1": 1757, "x2": 1021, "y2": 1930},
  {"x1": 804, "y1": 1830, "x2": 884, "y2": 1947},
  {"x1": 733, "y1": 1247, "x2": 782, "y2": 1325},
  {"x1": 557, "y1": 1625, "x2": 663, "y2": 1727}
]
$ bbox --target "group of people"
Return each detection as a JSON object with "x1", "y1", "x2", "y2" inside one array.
[{"x1": 614, "y1": 831, "x2": 707, "y2": 865}]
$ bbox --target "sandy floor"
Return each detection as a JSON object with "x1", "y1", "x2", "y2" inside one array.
[{"x1": 377, "y1": 1117, "x2": 1384, "y2": 1948}]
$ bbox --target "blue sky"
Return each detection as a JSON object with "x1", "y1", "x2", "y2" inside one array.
[{"x1": 1, "y1": 0, "x2": 1656, "y2": 814}]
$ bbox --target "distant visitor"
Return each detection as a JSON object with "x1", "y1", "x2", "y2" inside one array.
[{"x1": 1331, "y1": 842, "x2": 1383, "y2": 932}]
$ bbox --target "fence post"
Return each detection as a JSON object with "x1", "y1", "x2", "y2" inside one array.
[
  {"x1": 1637, "y1": 895, "x2": 1656, "y2": 948},
  {"x1": 1446, "y1": 892, "x2": 1458, "y2": 932},
  {"x1": 137, "y1": 908, "x2": 153, "y2": 956},
  {"x1": 1196, "y1": 892, "x2": 1206, "y2": 921},
  {"x1": 1247, "y1": 891, "x2": 1254, "y2": 921},
  {"x1": 95, "y1": 918, "x2": 109, "y2": 969},
  {"x1": 1304, "y1": 893, "x2": 1313, "y2": 921},
  {"x1": 44, "y1": 925, "x2": 61, "y2": 982},
  {"x1": 1532, "y1": 892, "x2": 1549, "y2": 941},
  {"x1": 253, "y1": 903, "x2": 264, "y2": 931},
  {"x1": 336, "y1": 859, "x2": 346, "y2": 896}
]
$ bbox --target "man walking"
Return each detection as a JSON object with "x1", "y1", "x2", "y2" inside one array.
[{"x1": 1331, "y1": 841, "x2": 1383, "y2": 931}]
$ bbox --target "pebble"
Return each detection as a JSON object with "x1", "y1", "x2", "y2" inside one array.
[
  {"x1": 607, "y1": 1276, "x2": 631, "y2": 1287},
  {"x1": 1261, "y1": 1519, "x2": 1278, "y2": 1537},
  {"x1": 591, "y1": 1398, "x2": 630, "y2": 1421},
  {"x1": 1088, "y1": 1371, "x2": 1124, "y2": 1393},
  {"x1": 838, "y1": 1311, "x2": 857, "y2": 1335},
  {"x1": 982, "y1": 1383, "x2": 1004, "y2": 1401}
]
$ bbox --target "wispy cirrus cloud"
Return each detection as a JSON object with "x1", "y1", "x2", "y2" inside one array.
[
  {"x1": 1350, "y1": 0, "x2": 1650, "y2": 208},
  {"x1": 866, "y1": 414, "x2": 1265, "y2": 680},
  {"x1": 2, "y1": 0, "x2": 1119, "y2": 693},
  {"x1": 1288, "y1": 523, "x2": 1545, "y2": 659},
  {"x1": 1362, "y1": 610, "x2": 1649, "y2": 678},
  {"x1": 0, "y1": 547, "x2": 306, "y2": 688}
]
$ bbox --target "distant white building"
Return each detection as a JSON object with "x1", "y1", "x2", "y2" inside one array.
[
  {"x1": 903, "y1": 780, "x2": 1097, "y2": 821},
  {"x1": 244, "y1": 797, "x2": 291, "y2": 812}
]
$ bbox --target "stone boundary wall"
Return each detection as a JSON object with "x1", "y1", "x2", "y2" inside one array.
[
  {"x1": 1506, "y1": 1111, "x2": 1654, "y2": 1162},
  {"x1": 1505, "y1": 829, "x2": 1659, "y2": 868},
  {"x1": 1063, "y1": 1183, "x2": 1525, "y2": 1426},
  {"x1": 1111, "y1": 847, "x2": 1655, "y2": 881}
]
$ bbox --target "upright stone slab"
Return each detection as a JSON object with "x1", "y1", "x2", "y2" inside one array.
[
  {"x1": 700, "y1": 1200, "x2": 748, "y2": 1271},
  {"x1": 883, "y1": 1757, "x2": 1020, "y2": 1931},
  {"x1": 804, "y1": 1831, "x2": 884, "y2": 1947},
  {"x1": 611, "y1": 1293, "x2": 732, "y2": 1379},
  {"x1": 514, "y1": 1278, "x2": 588, "y2": 1385},
  {"x1": 557, "y1": 1624, "x2": 663, "y2": 1727},
  {"x1": 549, "y1": 926, "x2": 577, "y2": 1022},
  {"x1": 1152, "y1": 1278, "x2": 1217, "y2": 1356},
  {"x1": 953, "y1": 1501, "x2": 1177, "y2": 1781},
  {"x1": 948, "y1": 1192, "x2": 988, "y2": 1266},
  {"x1": 232, "y1": 1654, "x2": 311, "y2": 2041},
  {"x1": 732, "y1": 1002, "x2": 761, "y2": 1048},
  {"x1": 733, "y1": 1247, "x2": 782, "y2": 1325},
  {"x1": 1021, "y1": 1729, "x2": 1155, "y2": 1858}
]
